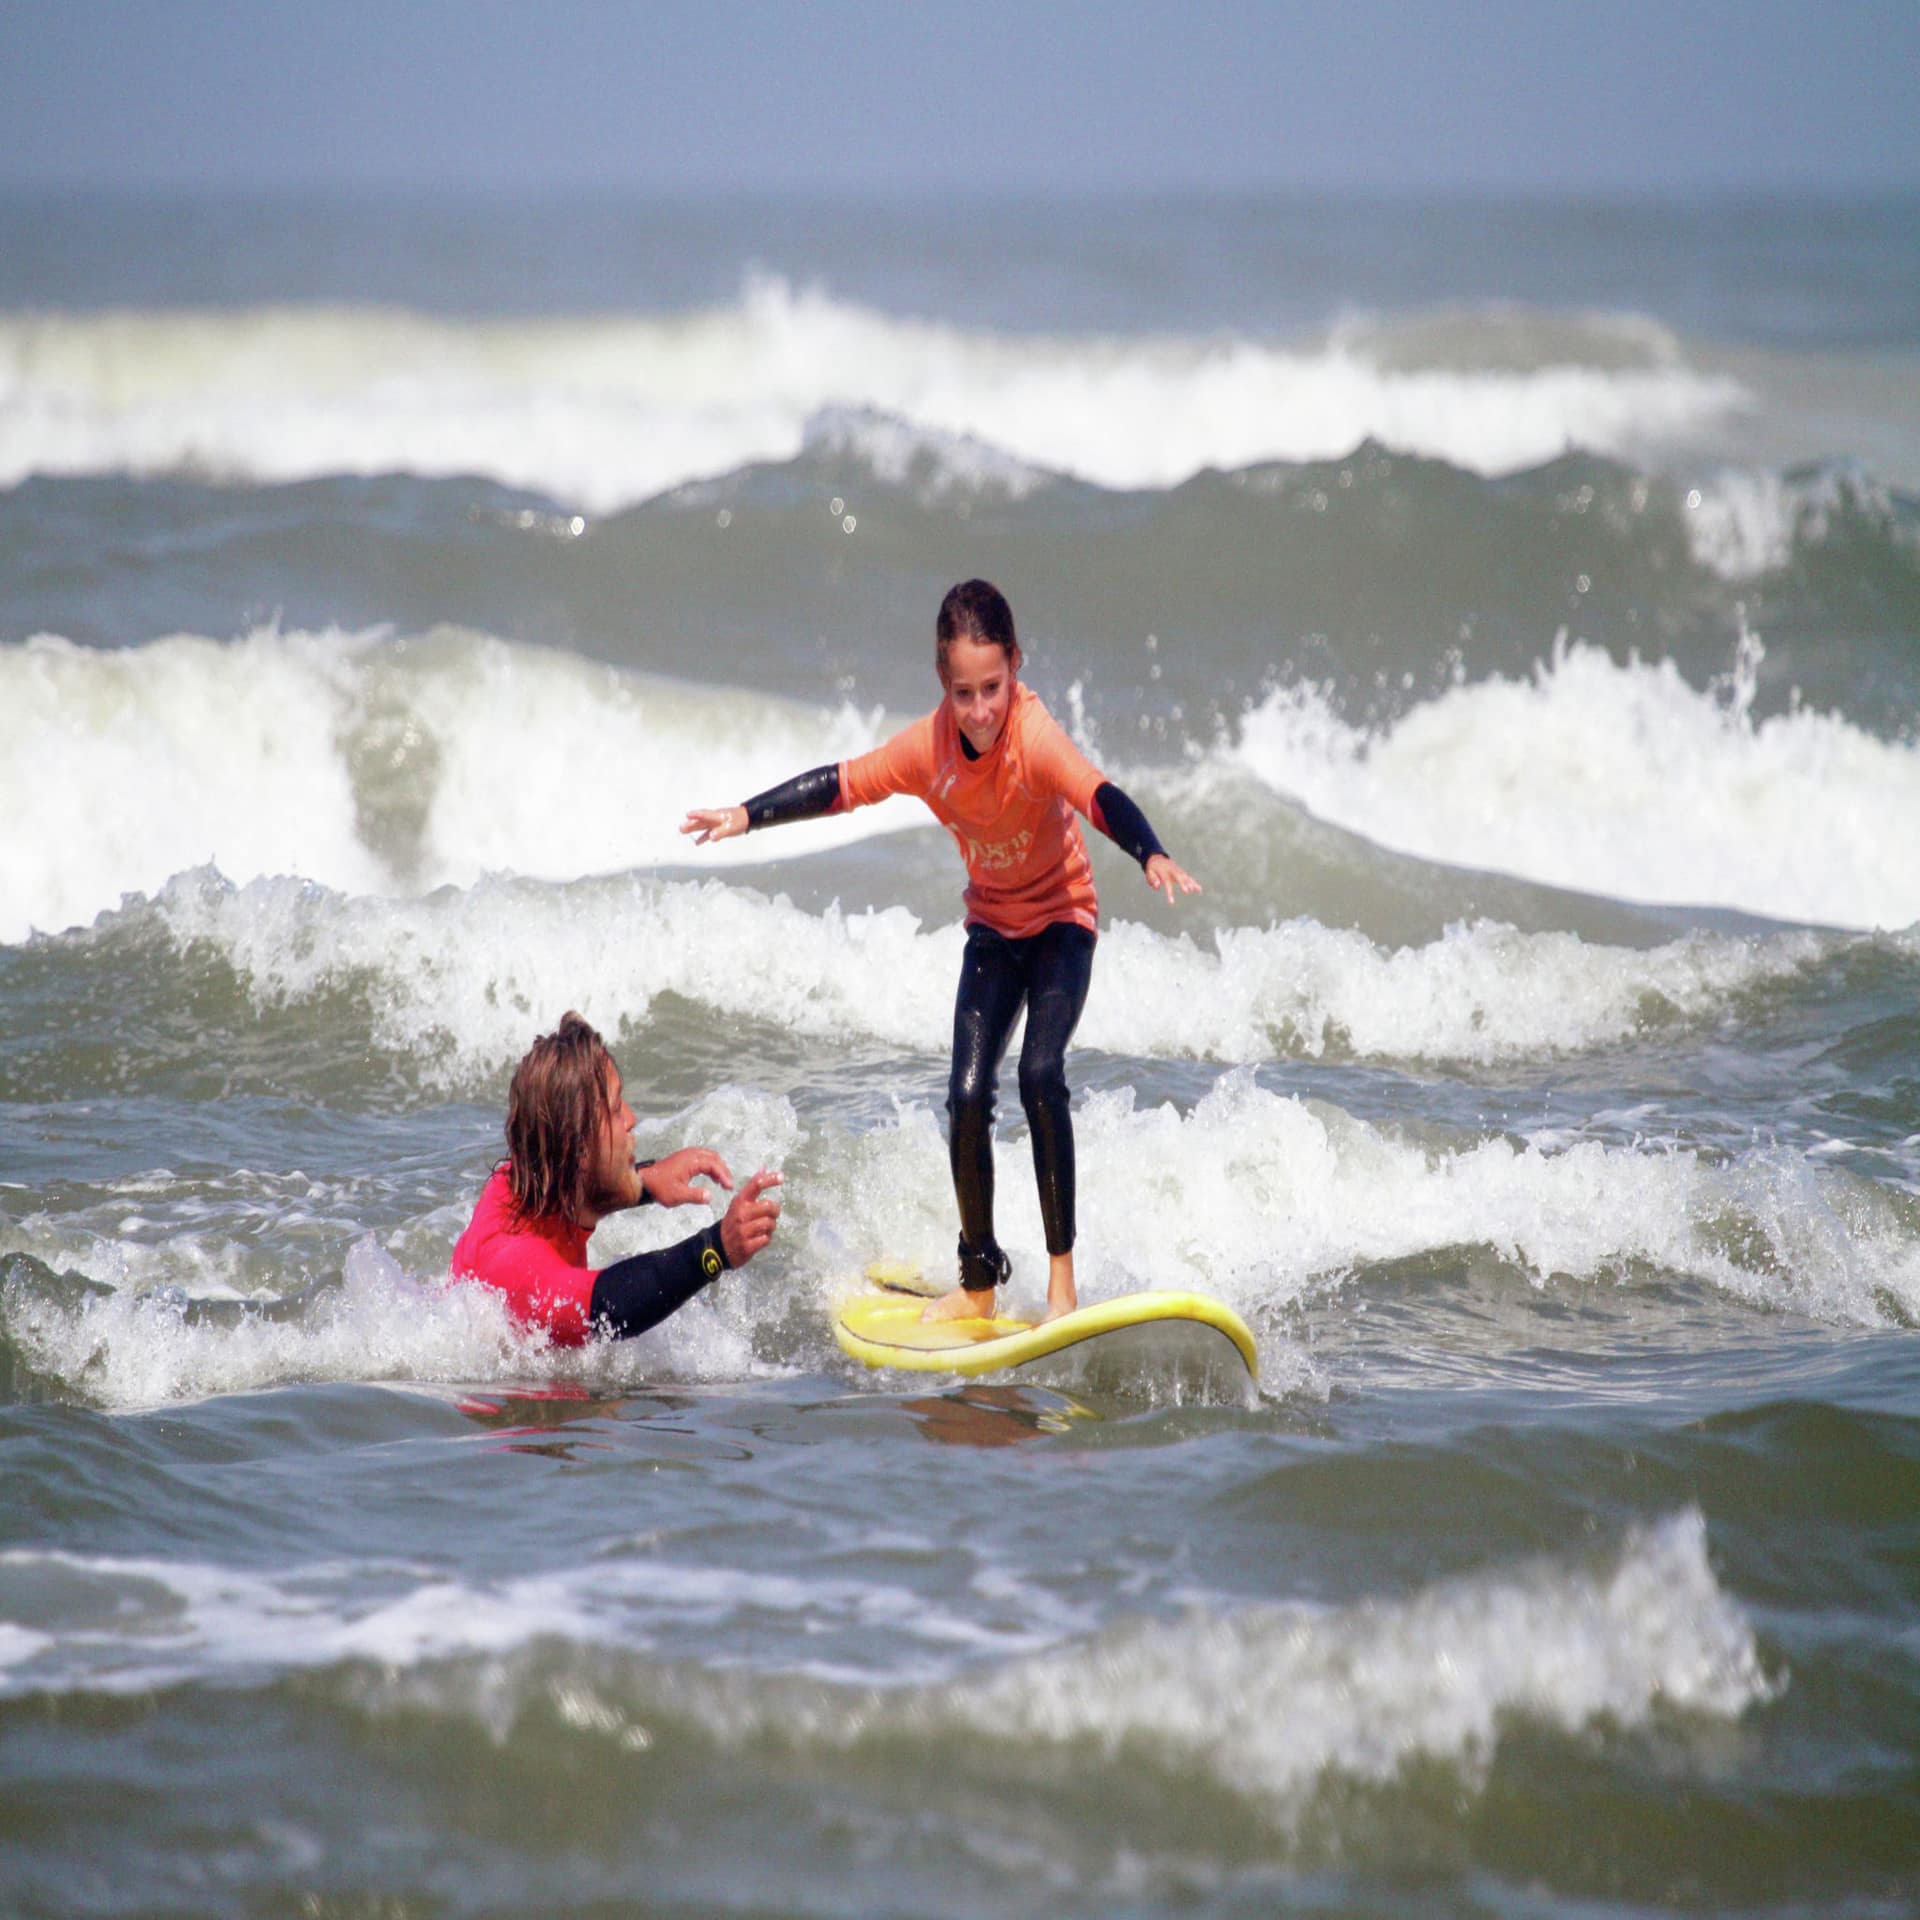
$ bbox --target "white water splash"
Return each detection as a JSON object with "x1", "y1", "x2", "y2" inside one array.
[
  {"x1": 146, "y1": 862, "x2": 1849, "y2": 1084},
  {"x1": 0, "y1": 627, "x2": 903, "y2": 943},
  {"x1": 1232, "y1": 637, "x2": 1920, "y2": 929}
]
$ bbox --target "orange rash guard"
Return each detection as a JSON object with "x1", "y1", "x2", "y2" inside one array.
[{"x1": 837, "y1": 682, "x2": 1107, "y2": 939}]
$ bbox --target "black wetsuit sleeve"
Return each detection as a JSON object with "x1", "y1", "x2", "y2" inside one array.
[
  {"x1": 1092, "y1": 780, "x2": 1167, "y2": 869},
  {"x1": 744, "y1": 764, "x2": 841, "y2": 830},
  {"x1": 587, "y1": 1225, "x2": 729, "y2": 1340}
]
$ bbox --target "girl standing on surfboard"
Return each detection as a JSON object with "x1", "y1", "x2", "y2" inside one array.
[{"x1": 681, "y1": 579, "x2": 1199, "y2": 1325}]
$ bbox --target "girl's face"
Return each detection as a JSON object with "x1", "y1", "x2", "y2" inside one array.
[{"x1": 943, "y1": 634, "x2": 1019, "y2": 753}]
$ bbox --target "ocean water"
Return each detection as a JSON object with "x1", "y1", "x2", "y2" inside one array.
[{"x1": 3, "y1": 191, "x2": 1919, "y2": 1918}]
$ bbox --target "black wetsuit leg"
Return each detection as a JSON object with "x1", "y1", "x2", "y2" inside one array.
[
  {"x1": 1017, "y1": 921, "x2": 1096, "y2": 1255},
  {"x1": 947, "y1": 926, "x2": 1028, "y2": 1286},
  {"x1": 946, "y1": 921, "x2": 1097, "y2": 1280}
]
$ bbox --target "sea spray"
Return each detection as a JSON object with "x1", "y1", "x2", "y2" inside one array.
[{"x1": 1231, "y1": 634, "x2": 1920, "y2": 928}]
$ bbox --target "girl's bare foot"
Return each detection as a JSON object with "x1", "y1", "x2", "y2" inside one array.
[
  {"x1": 920, "y1": 1284, "x2": 999, "y2": 1324},
  {"x1": 1039, "y1": 1250, "x2": 1078, "y2": 1324}
]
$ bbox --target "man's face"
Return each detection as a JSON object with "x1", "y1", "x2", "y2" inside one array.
[{"x1": 588, "y1": 1063, "x2": 644, "y2": 1216}]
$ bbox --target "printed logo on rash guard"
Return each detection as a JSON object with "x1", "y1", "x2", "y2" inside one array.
[
  {"x1": 701, "y1": 1246, "x2": 724, "y2": 1278},
  {"x1": 955, "y1": 827, "x2": 1035, "y2": 873}
]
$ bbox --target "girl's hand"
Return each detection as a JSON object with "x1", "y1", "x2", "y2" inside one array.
[
  {"x1": 681, "y1": 805, "x2": 748, "y2": 845},
  {"x1": 1144, "y1": 853, "x2": 1202, "y2": 905}
]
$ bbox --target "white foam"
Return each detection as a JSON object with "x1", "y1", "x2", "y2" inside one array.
[
  {"x1": 1232, "y1": 636, "x2": 1920, "y2": 929},
  {"x1": 0, "y1": 1166, "x2": 415, "y2": 1304},
  {"x1": 348, "y1": 1510, "x2": 1770, "y2": 1818},
  {"x1": 1685, "y1": 469, "x2": 1799, "y2": 578},
  {"x1": 813, "y1": 1072, "x2": 1920, "y2": 1334},
  {"x1": 0, "y1": 630, "x2": 387, "y2": 941},
  {"x1": 0, "y1": 1237, "x2": 532, "y2": 1410},
  {"x1": 0, "y1": 283, "x2": 1746, "y2": 506},
  {"x1": 945, "y1": 1510, "x2": 1768, "y2": 1807},
  {"x1": 1684, "y1": 462, "x2": 1915, "y2": 581},
  {"x1": 0, "y1": 1538, "x2": 1057, "y2": 1701},
  {"x1": 9, "y1": 1065, "x2": 1916, "y2": 1412},
  {"x1": 151, "y1": 870, "x2": 960, "y2": 1090},
  {"x1": 0, "y1": 1623, "x2": 51, "y2": 1669},
  {"x1": 0, "y1": 1082, "x2": 813, "y2": 1411},
  {"x1": 152, "y1": 861, "x2": 1846, "y2": 1087},
  {"x1": 395, "y1": 629, "x2": 901, "y2": 886},
  {"x1": 0, "y1": 1092, "x2": 807, "y2": 1412},
  {"x1": 759, "y1": 1064, "x2": 1920, "y2": 1342},
  {"x1": 0, "y1": 1508, "x2": 1766, "y2": 1822},
  {"x1": 1, "y1": 1223, "x2": 286, "y2": 1306},
  {"x1": 1095, "y1": 915, "x2": 1832, "y2": 1068},
  {"x1": 0, "y1": 626, "x2": 904, "y2": 943}
]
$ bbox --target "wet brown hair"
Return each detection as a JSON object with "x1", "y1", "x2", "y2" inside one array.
[
  {"x1": 936, "y1": 578, "x2": 1020, "y2": 683},
  {"x1": 504, "y1": 1011, "x2": 619, "y2": 1228}
]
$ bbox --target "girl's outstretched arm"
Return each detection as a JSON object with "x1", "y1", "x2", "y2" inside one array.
[
  {"x1": 681, "y1": 765, "x2": 842, "y2": 845},
  {"x1": 1092, "y1": 780, "x2": 1202, "y2": 905}
]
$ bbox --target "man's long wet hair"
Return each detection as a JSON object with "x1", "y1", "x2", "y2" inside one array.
[
  {"x1": 936, "y1": 578, "x2": 1019, "y2": 682},
  {"x1": 505, "y1": 1011, "x2": 617, "y2": 1228}
]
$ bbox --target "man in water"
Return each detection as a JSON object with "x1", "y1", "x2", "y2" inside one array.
[{"x1": 450, "y1": 1011, "x2": 783, "y2": 1343}]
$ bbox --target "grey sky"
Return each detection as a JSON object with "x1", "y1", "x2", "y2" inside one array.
[{"x1": 3, "y1": 0, "x2": 1917, "y2": 196}]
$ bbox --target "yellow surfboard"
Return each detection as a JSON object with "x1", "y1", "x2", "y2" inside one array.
[{"x1": 833, "y1": 1266, "x2": 1259, "y2": 1393}]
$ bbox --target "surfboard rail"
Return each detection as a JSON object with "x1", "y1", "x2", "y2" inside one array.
[{"x1": 832, "y1": 1282, "x2": 1259, "y2": 1384}]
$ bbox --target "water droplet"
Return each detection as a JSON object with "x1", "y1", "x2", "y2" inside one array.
[{"x1": 842, "y1": 515, "x2": 857, "y2": 533}]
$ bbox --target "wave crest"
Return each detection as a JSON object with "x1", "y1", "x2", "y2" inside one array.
[
  {"x1": 0, "y1": 283, "x2": 1747, "y2": 506},
  {"x1": 0, "y1": 626, "x2": 902, "y2": 943},
  {"x1": 1231, "y1": 633, "x2": 1920, "y2": 929}
]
